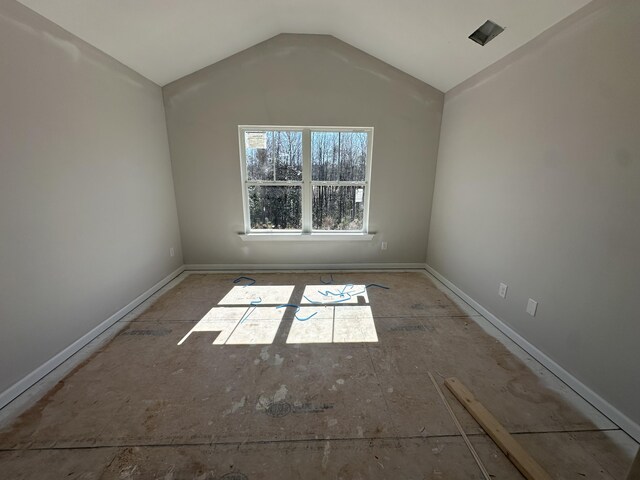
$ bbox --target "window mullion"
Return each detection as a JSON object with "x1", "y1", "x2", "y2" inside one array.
[
  {"x1": 246, "y1": 181, "x2": 302, "y2": 187},
  {"x1": 310, "y1": 181, "x2": 365, "y2": 187},
  {"x1": 239, "y1": 129, "x2": 251, "y2": 234},
  {"x1": 363, "y1": 128, "x2": 374, "y2": 233},
  {"x1": 272, "y1": 131, "x2": 276, "y2": 182},
  {"x1": 302, "y1": 129, "x2": 312, "y2": 233}
]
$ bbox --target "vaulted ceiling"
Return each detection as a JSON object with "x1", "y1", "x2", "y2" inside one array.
[{"x1": 16, "y1": 0, "x2": 591, "y2": 91}]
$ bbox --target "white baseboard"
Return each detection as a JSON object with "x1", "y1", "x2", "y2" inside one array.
[
  {"x1": 7, "y1": 262, "x2": 635, "y2": 443},
  {"x1": 185, "y1": 263, "x2": 427, "y2": 271},
  {"x1": 0, "y1": 265, "x2": 186, "y2": 411},
  {"x1": 424, "y1": 264, "x2": 640, "y2": 443}
]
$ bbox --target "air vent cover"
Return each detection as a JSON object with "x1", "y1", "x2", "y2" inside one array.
[{"x1": 469, "y1": 20, "x2": 504, "y2": 46}]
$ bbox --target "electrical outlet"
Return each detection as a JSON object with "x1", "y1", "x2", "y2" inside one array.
[
  {"x1": 381, "y1": 242, "x2": 388, "y2": 250},
  {"x1": 170, "y1": 247, "x2": 175, "y2": 257},
  {"x1": 526, "y1": 298, "x2": 538, "y2": 316},
  {"x1": 498, "y1": 283, "x2": 508, "y2": 299}
]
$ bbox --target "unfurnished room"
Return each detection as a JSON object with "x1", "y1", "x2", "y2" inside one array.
[{"x1": 0, "y1": 0, "x2": 639, "y2": 478}]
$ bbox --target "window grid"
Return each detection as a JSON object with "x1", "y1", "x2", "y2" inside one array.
[{"x1": 239, "y1": 126, "x2": 373, "y2": 234}]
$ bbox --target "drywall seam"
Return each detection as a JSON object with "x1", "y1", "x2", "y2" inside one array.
[
  {"x1": 424, "y1": 265, "x2": 640, "y2": 443},
  {"x1": 185, "y1": 263, "x2": 427, "y2": 271},
  {"x1": 0, "y1": 265, "x2": 186, "y2": 411}
]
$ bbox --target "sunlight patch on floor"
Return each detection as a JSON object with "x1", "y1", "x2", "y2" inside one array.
[
  {"x1": 301, "y1": 285, "x2": 369, "y2": 304},
  {"x1": 218, "y1": 285, "x2": 295, "y2": 305},
  {"x1": 225, "y1": 307, "x2": 286, "y2": 345},
  {"x1": 178, "y1": 285, "x2": 378, "y2": 346},
  {"x1": 334, "y1": 306, "x2": 378, "y2": 343},
  {"x1": 286, "y1": 306, "x2": 334, "y2": 344}
]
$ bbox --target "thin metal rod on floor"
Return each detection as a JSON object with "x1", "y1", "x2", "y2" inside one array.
[
  {"x1": 445, "y1": 377, "x2": 552, "y2": 480},
  {"x1": 428, "y1": 371, "x2": 492, "y2": 480},
  {"x1": 627, "y1": 448, "x2": 640, "y2": 480}
]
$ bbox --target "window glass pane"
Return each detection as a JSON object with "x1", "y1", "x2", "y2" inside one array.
[
  {"x1": 312, "y1": 131, "x2": 368, "y2": 181},
  {"x1": 245, "y1": 131, "x2": 271, "y2": 181},
  {"x1": 273, "y1": 131, "x2": 302, "y2": 181},
  {"x1": 311, "y1": 131, "x2": 339, "y2": 181},
  {"x1": 312, "y1": 185, "x2": 365, "y2": 230},
  {"x1": 338, "y1": 132, "x2": 367, "y2": 181},
  {"x1": 245, "y1": 131, "x2": 302, "y2": 181},
  {"x1": 248, "y1": 185, "x2": 302, "y2": 230}
]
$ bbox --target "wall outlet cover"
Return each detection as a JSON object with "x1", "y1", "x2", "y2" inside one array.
[
  {"x1": 499, "y1": 283, "x2": 508, "y2": 298},
  {"x1": 526, "y1": 298, "x2": 538, "y2": 316}
]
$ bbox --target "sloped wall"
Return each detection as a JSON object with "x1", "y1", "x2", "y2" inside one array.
[
  {"x1": 0, "y1": 1, "x2": 182, "y2": 397},
  {"x1": 428, "y1": 0, "x2": 640, "y2": 432}
]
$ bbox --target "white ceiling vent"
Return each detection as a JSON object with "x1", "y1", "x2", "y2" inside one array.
[{"x1": 469, "y1": 20, "x2": 505, "y2": 46}]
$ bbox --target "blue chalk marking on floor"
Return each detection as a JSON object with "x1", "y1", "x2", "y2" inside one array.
[
  {"x1": 295, "y1": 311, "x2": 318, "y2": 321},
  {"x1": 233, "y1": 276, "x2": 256, "y2": 287},
  {"x1": 332, "y1": 295, "x2": 352, "y2": 303},
  {"x1": 318, "y1": 283, "x2": 356, "y2": 298},
  {"x1": 366, "y1": 283, "x2": 390, "y2": 290},
  {"x1": 304, "y1": 295, "x2": 325, "y2": 304},
  {"x1": 239, "y1": 297, "x2": 262, "y2": 324},
  {"x1": 348, "y1": 289, "x2": 366, "y2": 297},
  {"x1": 277, "y1": 303, "x2": 318, "y2": 321},
  {"x1": 340, "y1": 284, "x2": 354, "y2": 295}
]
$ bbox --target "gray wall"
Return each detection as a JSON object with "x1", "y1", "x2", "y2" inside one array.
[
  {"x1": 428, "y1": 0, "x2": 640, "y2": 427},
  {"x1": 164, "y1": 34, "x2": 443, "y2": 266},
  {"x1": 0, "y1": 1, "x2": 183, "y2": 395}
]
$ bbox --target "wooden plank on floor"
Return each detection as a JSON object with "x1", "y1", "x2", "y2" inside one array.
[{"x1": 445, "y1": 377, "x2": 552, "y2": 480}]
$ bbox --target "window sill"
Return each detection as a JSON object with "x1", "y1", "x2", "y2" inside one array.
[{"x1": 239, "y1": 232, "x2": 375, "y2": 242}]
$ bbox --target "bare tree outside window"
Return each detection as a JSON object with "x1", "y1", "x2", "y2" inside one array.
[
  {"x1": 240, "y1": 127, "x2": 372, "y2": 233},
  {"x1": 245, "y1": 130, "x2": 303, "y2": 229},
  {"x1": 311, "y1": 131, "x2": 367, "y2": 230}
]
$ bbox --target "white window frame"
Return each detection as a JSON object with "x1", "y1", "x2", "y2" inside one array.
[{"x1": 238, "y1": 125, "x2": 374, "y2": 241}]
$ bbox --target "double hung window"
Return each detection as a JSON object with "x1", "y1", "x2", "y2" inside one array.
[{"x1": 239, "y1": 126, "x2": 373, "y2": 236}]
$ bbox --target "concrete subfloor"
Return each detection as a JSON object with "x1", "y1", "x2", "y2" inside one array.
[{"x1": 0, "y1": 271, "x2": 637, "y2": 479}]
